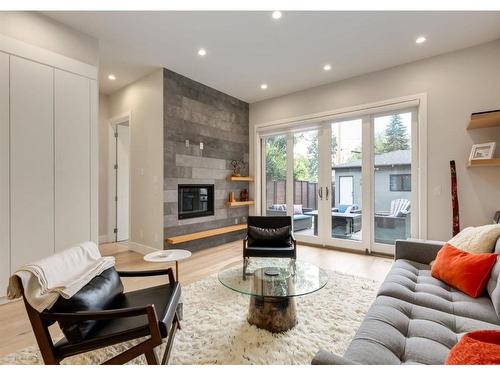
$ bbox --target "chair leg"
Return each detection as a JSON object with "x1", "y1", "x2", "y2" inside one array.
[
  {"x1": 243, "y1": 257, "x2": 249, "y2": 280},
  {"x1": 145, "y1": 349, "x2": 159, "y2": 365},
  {"x1": 289, "y1": 258, "x2": 296, "y2": 275},
  {"x1": 161, "y1": 313, "x2": 180, "y2": 365}
]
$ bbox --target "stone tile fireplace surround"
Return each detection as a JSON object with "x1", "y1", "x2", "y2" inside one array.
[{"x1": 163, "y1": 69, "x2": 250, "y2": 251}]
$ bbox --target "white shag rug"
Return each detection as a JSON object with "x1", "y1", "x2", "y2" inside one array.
[{"x1": 0, "y1": 269, "x2": 379, "y2": 365}]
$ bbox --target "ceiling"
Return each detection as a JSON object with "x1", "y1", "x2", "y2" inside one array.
[{"x1": 44, "y1": 11, "x2": 500, "y2": 103}]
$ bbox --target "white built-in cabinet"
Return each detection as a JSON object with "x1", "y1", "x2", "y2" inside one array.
[
  {"x1": 10, "y1": 56, "x2": 55, "y2": 270},
  {"x1": 54, "y1": 69, "x2": 91, "y2": 252},
  {"x1": 0, "y1": 39, "x2": 98, "y2": 296},
  {"x1": 0, "y1": 52, "x2": 9, "y2": 295}
]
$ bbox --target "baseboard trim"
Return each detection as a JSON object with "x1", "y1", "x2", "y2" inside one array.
[
  {"x1": 99, "y1": 234, "x2": 111, "y2": 244},
  {"x1": 128, "y1": 241, "x2": 160, "y2": 255}
]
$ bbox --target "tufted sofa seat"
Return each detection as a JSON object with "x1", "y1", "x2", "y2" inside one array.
[
  {"x1": 378, "y1": 259, "x2": 500, "y2": 324},
  {"x1": 312, "y1": 238, "x2": 500, "y2": 365}
]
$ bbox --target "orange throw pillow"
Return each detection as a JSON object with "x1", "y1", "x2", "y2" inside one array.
[
  {"x1": 431, "y1": 243, "x2": 498, "y2": 298},
  {"x1": 446, "y1": 330, "x2": 500, "y2": 365}
]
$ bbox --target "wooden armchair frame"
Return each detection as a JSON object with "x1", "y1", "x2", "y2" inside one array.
[{"x1": 20, "y1": 268, "x2": 181, "y2": 365}]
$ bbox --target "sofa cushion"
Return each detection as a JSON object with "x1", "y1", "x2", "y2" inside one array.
[
  {"x1": 431, "y1": 243, "x2": 498, "y2": 297},
  {"x1": 247, "y1": 225, "x2": 292, "y2": 247},
  {"x1": 445, "y1": 330, "x2": 500, "y2": 364},
  {"x1": 293, "y1": 214, "x2": 310, "y2": 221},
  {"x1": 49, "y1": 267, "x2": 124, "y2": 344},
  {"x1": 343, "y1": 295, "x2": 500, "y2": 365},
  {"x1": 448, "y1": 224, "x2": 500, "y2": 254},
  {"x1": 378, "y1": 259, "x2": 500, "y2": 324},
  {"x1": 487, "y1": 238, "x2": 500, "y2": 320}
]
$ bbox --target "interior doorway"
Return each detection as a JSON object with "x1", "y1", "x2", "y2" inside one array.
[{"x1": 111, "y1": 119, "x2": 130, "y2": 242}]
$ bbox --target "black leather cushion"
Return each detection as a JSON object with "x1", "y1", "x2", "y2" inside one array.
[
  {"x1": 247, "y1": 225, "x2": 292, "y2": 247},
  {"x1": 50, "y1": 267, "x2": 124, "y2": 344},
  {"x1": 54, "y1": 282, "x2": 181, "y2": 356},
  {"x1": 245, "y1": 245, "x2": 295, "y2": 258}
]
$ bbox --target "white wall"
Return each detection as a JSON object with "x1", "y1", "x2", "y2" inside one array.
[
  {"x1": 107, "y1": 69, "x2": 164, "y2": 251},
  {"x1": 0, "y1": 12, "x2": 99, "y2": 66},
  {"x1": 250, "y1": 39, "x2": 500, "y2": 241},
  {"x1": 98, "y1": 94, "x2": 110, "y2": 242}
]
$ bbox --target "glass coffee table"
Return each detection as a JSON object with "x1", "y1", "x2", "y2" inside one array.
[{"x1": 218, "y1": 258, "x2": 328, "y2": 333}]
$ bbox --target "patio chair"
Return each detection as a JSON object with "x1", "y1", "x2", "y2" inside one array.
[
  {"x1": 377, "y1": 198, "x2": 410, "y2": 217},
  {"x1": 375, "y1": 198, "x2": 410, "y2": 230}
]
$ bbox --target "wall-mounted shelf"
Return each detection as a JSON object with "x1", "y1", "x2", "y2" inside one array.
[
  {"x1": 227, "y1": 176, "x2": 254, "y2": 182},
  {"x1": 467, "y1": 158, "x2": 500, "y2": 168},
  {"x1": 227, "y1": 200, "x2": 255, "y2": 207},
  {"x1": 467, "y1": 110, "x2": 500, "y2": 130},
  {"x1": 166, "y1": 224, "x2": 247, "y2": 245}
]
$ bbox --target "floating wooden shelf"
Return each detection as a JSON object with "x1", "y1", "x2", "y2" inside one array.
[
  {"x1": 467, "y1": 110, "x2": 500, "y2": 130},
  {"x1": 467, "y1": 158, "x2": 500, "y2": 168},
  {"x1": 166, "y1": 224, "x2": 247, "y2": 245},
  {"x1": 227, "y1": 176, "x2": 254, "y2": 182},
  {"x1": 227, "y1": 200, "x2": 255, "y2": 207}
]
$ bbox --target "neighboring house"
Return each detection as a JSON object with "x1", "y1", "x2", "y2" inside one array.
[{"x1": 332, "y1": 150, "x2": 411, "y2": 212}]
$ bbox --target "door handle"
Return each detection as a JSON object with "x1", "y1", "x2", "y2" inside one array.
[
  {"x1": 325, "y1": 186, "x2": 329, "y2": 200},
  {"x1": 318, "y1": 187, "x2": 323, "y2": 200}
]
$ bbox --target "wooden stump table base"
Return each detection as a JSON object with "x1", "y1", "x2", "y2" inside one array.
[{"x1": 247, "y1": 296, "x2": 297, "y2": 333}]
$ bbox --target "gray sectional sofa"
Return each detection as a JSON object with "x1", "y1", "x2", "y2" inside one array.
[{"x1": 313, "y1": 238, "x2": 500, "y2": 365}]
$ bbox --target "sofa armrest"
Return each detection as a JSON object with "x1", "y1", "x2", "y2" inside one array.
[
  {"x1": 311, "y1": 350, "x2": 359, "y2": 365},
  {"x1": 395, "y1": 239, "x2": 445, "y2": 264}
]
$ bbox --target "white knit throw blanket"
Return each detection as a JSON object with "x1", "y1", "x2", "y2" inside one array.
[{"x1": 7, "y1": 242, "x2": 115, "y2": 312}]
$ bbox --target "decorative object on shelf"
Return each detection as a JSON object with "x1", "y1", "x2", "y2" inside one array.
[
  {"x1": 494, "y1": 211, "x2": 500, "y2": 224},
  {"x1": 469, "y1": 142, "x2": 496, "y2": 161},
  {"x1": 240, "y1": 188, "x2": 249, "y2": 202},
  {"x1": 450, "y1": 160, "x2": 460, "y2": 236},
  {"x1": 230, "y1": 159, "x2": 246, "y2": 177},
  {"x1": 228, "y1": 192, "x2": 236, "y2": 203}
]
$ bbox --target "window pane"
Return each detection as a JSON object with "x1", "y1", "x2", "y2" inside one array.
[
  {"x1": 373, "y1": 113, "x2": 412, "y2": 245},
  {"x1": 264, "y1": 135, "x2": 287, "y2": 216},
  {"x1": 292, "y1": 130, "x2": 318, "y2": 237},
  {"x1": 331, "y1": 119, "x2": 362, "y2": 242}
]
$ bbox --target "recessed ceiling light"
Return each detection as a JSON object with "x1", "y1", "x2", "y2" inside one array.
[
  {"x1": 415, "y1": 36, "x2": 427, "y2": 44},
  {"x1": 272, "y1": 11, "x2": 282, "y2": 20},
  {"x1": 198, "y1": 48, "x2": 207, "y2": 56},
  {"x1": 323, "y1": 64, "x2": 332, "y2": 71},
  {"x1": 260, "y1": 83, "x2": 268, "y2": 90},
  {"x1": 108, "y1": 74, "x2": 116, "y2": 80}
]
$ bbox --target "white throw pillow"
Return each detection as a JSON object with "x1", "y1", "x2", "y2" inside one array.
[{"x1": 448, "y1": 224, "x2": 500, "y2": 254}]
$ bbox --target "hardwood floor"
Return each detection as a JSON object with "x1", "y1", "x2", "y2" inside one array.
[{"x1": 0, "y1": 241, "x2": 392, "y2": 358}]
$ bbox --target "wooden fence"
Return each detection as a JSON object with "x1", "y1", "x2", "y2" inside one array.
[{"x1": 266, "y1": 180, "x2": 318, "y2": 210}]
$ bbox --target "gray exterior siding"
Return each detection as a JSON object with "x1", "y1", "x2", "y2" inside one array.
[{"x1": 334, "y1": 165, "x2": 411, "y2": 212}]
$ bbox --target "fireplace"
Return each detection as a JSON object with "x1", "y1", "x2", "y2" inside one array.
[{"x1": 178, "y1": 184, "x2": 215, "y2": 220}]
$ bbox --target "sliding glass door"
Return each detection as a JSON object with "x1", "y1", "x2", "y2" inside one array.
[
  {"x1": 370, "y1": 109, "x2": 418, "y2": 254},
  {"x1": 260, "y1": 106, "x2": 419, "y2": 255},
  {"x1": 330, "y1": 119, "x2": 364, "y2": 246}
]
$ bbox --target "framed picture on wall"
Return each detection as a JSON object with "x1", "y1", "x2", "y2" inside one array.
[{"x1": 469, "y1": 142, "x2": 496, "y2": 161}]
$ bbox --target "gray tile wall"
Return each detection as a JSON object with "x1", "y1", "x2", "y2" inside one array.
[{"x1": 163, "y1": 69, "x2": 250, "y2": 251}]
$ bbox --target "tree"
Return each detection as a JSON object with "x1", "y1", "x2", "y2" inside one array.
[
  {"x1": 306, "y1": 134, "x2": 337, "y2": 182},
  {"x1": 374, "y1": 132, "x2": 386, "y2": 154},
  {"x1": 383, "y1": 114, "x2": 409, "y2": 152},
  {"x1": 265, "y1": 136, "x2": 287, "y2": 181},
  {"x1": 293, "y1": 156, "x2": 310, "y2": 181}
]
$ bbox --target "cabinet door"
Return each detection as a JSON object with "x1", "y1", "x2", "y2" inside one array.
[
  {"x1": 10, "y1": 56, "x2": 54, "y2": 270},
  {"x1": 54, "y1": 69, "x2": 91, "y2": 251},
  {"x1": 0, "y1": 52, "x2": 9, "y2": 293}
]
